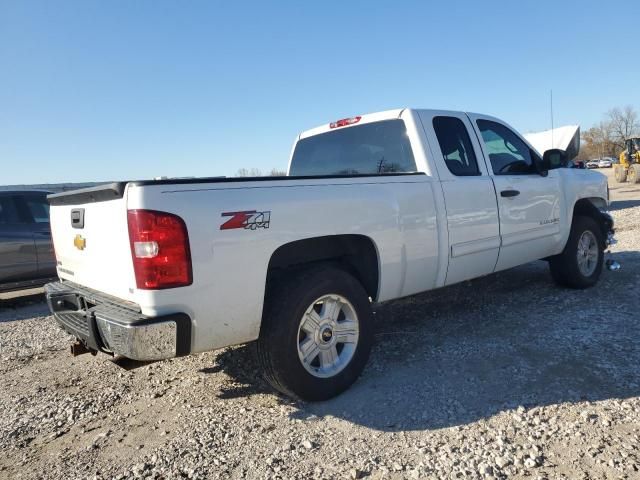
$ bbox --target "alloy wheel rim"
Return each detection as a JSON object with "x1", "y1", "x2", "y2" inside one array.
[
  {"x1": 577, "y1": 230, "x2": 599, "y2": 276},
  {"x1": 297, "y1": 294, "x2": 359, "y2": 379}
]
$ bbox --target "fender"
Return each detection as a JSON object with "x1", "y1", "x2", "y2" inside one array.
[{"x1": 571, "y1": 198, "x2": 614, "y2": 244}]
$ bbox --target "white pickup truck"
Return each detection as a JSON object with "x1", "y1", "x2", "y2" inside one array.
[{"x1": 46, "y1": 108, "x2": 615, "y2": 400}]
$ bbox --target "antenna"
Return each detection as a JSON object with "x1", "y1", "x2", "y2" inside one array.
[{"x1": 550, "y1": 89, "x2": 554, "y2": 149}]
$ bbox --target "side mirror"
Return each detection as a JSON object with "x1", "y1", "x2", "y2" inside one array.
[
  {"x1": 542, "y1": 148, "x2": 567, "y2": 173},
  {"x1": 536, "y1": 157, "x2": 549, "y2": 176}
]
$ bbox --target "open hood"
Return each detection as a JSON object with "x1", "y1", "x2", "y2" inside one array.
[{"x1": 524, "y1": 125, "x2": 580, "y2": 160}]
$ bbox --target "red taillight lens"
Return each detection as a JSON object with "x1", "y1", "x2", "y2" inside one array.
[
  {"x1": 329, "y1": 116, "x2": 362, "y2": 128},
  {"x1": 127, "y1": 209, "x2": 192, "y2": 289}
]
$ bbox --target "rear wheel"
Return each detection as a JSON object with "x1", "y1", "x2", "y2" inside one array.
[
  {"x1": 614, "y1": 165, "x2": 627, "y2": 183},
  {"x1": 549, "y1": 216, "x2": 604, "y2": 289},
  {"x1": 629, "y1": 164, "x2": 640, "y2": 184},
  {"x1": 257, "y1": 265, "x2": 373, "y2": 401}
]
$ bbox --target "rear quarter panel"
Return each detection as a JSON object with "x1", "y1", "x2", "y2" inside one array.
[{"x1": 128, "y1": 176, "x2": 439, "y2": 353}]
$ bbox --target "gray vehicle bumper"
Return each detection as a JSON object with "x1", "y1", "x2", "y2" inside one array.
[{"x1": 45, "y1": 281, "x2": 191, "y2": 361}]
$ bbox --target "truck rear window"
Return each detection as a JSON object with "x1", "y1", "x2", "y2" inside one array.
[{"x1": 289, "y1": 120, "x2": 417, "y2": 176}]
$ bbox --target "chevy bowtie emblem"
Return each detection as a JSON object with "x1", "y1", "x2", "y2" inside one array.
[{"x1": 74, "y1": 234, "x2": 86, "y2": 251}]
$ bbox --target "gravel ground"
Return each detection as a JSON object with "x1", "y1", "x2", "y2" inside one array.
[{"x1": 1, "y1": 174, "x2": 639, "y2": 480}]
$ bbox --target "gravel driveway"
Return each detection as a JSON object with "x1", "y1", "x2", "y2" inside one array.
[{"x1": 1, "y1": 173, "x2": 639, "y2": 480}]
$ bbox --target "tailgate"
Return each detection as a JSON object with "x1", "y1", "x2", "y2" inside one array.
[{"x1": 48, "y1": 183, "x2": 136, "y2": 302}]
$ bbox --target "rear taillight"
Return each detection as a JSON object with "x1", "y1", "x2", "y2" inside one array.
[{"x1": 127, "y1": 209, "x2": 192, "y2": 289}]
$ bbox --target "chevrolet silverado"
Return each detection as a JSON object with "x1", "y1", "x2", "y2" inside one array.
[{"x1": 45, "y1": 109, "x2": 615, "y2": 400}]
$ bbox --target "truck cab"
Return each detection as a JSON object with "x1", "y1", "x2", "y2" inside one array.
[{"x1": 289, "y1": 109, "x2": 608, "y2": 285}]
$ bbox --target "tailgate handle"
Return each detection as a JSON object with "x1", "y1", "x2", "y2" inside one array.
[{"x1": 71, "y1": 208, "x2": 85, "y2": 229}]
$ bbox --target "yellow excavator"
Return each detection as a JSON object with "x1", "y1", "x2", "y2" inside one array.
[{"x1": 614, "y1": 137, "x2": 640, "y2": 183}]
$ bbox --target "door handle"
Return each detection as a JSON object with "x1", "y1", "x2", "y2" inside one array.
[{"x1": 500, "y1": 189, "x2": 520, "y2": 198}]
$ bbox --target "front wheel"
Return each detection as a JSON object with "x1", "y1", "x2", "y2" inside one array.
[
  {"x1": 257, "y1": 265, "x2": 373, "y2": 401},
  {"x1": 629, "y1": 164, "x2": 640, "y2": 184},
  {"x1": 549, "y1": 216, "x2": 604, "y2": 289}
]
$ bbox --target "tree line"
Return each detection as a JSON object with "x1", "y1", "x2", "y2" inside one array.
[
  {"x1": 235, "y1": 168, "x2": 287, "y2": 177},
  {"x1": 577, "y1": 105, "x2": 639, "y2": 161}
]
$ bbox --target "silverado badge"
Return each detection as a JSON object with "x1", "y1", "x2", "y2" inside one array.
[{"x1": 74, "y1": 234, "x2": 86, "y2": 250}]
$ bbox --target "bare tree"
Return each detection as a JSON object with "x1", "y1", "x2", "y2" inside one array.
[
  {"x1": 236, "y1": 167, "x2": 286, "y2": 177},
  {"x1": 578, "y1": 106, "x2": 639, "y2": 160},
  {"x1": 235, "y1": 168, "x2": 264, "y2": 177},
  {"x1": 581, "y1": 121, "x2": 617, "y2": 160},
  {"x1": 607, "y1": 106, "x2": 639, "y2": 150}
]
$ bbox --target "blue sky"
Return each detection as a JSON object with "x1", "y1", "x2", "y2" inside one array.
[{"x1": 1, "y1": 0, "x2": 638, "y2": 184}]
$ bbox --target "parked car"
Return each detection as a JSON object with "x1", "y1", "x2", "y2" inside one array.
[
  {"x1": 44, "y1": 108, "x2": 614, "y2": 400},
  {"x1": 0, "y1": 191, "x2": 56, "y2": 292},
  {"x1": 599, "y1": 158, "x2": 614, "y2": 168},
  {"x1": 586, "y1": 160, "x2": 600, "y2": 169}
]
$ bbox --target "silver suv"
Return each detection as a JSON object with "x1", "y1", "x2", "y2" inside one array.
[{"x1": 0, "y1": 191, "x2": 57, "y2": 292}]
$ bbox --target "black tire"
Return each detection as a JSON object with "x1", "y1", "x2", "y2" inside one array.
[
  {"x1": 614, "y1": 165, "x2": 627, "y2": 183},
  {"x1": 549, "y1": 216, "x2": 604, "y2": 289},
  {"x1": 257, "y1": 265, "x2": 373, "y2": 401},
  {"x1": 630, "y1": 164, "x2": 640, "y2": 184}
]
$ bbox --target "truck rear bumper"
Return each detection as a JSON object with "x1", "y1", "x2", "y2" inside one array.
[{"x1": 45, "y1": 281, "x2": 191, "y2": 361}]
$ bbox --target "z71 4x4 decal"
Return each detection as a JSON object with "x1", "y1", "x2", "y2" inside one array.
[{"x1": 220, "y1": 211, "x2": 271, "y2": 230}]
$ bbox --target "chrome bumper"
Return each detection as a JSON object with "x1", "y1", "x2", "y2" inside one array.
[
  {"x1": 45, "y1": 281, "x2": 191, "y2": 361},
  {"x1": 95, "y1": 317, "x2": 177, "y2": 361}
]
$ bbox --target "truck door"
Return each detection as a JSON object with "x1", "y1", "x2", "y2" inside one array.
[
  {"x1": 419, "y1": 111, "x2": 500, "y2": 285},
  {"x1": 20, "y1": 193, "x2": 56, "y2": 277},
  {"x1": 0, "y1": 194, "x2": 39, "y2": 285},
  {"x1": 467, "y1": 114, "x2": 564, "y2": 271}
]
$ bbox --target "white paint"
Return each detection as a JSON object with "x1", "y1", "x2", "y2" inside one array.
[{"x1": 49, "y1": 108, "x2": 609, "y2": 355}]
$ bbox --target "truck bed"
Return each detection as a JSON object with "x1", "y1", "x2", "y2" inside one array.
[
  {"x1": 47, "y1": 172, "x2": 439, "y2": 353},
  {"x1": 47, "y1": 173, "x2": 425, "y2": 205}
]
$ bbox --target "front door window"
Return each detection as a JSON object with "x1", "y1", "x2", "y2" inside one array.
[{"x1": 477, "y1": 120, "x2": 539, "y2": 175}]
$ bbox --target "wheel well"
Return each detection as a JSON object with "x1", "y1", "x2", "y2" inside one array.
[
  {"x1": 572, "y1": 198, "x2": 611, "y2": 237},
  {"x1": 267, "y1": 235, "x2": 380, "y2": 300}
]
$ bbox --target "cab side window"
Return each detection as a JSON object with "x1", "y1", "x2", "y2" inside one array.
[
  {"x1": 433, "y1": 116, "x2": 480, "y2": 176},
  {"x1": 477, "y1": 120, "x2": 538, "y2": 175},
  {"x1": 24, "y1": 195, "x2": 50, "y2": 223},
  {"x1": 0, "y1": 196, "x2": 20, "y2": 224}
]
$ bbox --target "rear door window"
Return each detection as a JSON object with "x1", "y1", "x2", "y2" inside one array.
[
  {"x1": 289, "y1": 120, "x2": 417, "y2": 176},
  {"x1": 432, "y1": 116, "x2": 480, "y2": 176}
]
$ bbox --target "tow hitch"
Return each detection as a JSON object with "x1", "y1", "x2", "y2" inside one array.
[{"x1": 70, "y1": 340, "x2": 97, "y2": 357}]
